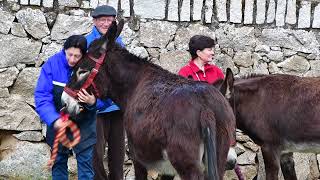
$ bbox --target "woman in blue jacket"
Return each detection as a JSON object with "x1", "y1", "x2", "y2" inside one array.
[{"x1": 35, "y1": 35, "x2": 97, "y2": 180}]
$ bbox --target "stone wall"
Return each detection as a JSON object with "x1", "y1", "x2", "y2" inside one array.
[{"x1": 0, "y1": 0, "x2": 320, "y2": 179}]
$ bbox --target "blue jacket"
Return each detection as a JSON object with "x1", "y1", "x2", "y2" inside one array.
[
  {"x1": 86, "y1": 26, "x2": 125, "y2": 48},
  {"x1": 34, "y1": 50, "x2": 97, "y2": 153},
  {"x1": 86, "y1": 26, "x2": 124, "y2": 113}
]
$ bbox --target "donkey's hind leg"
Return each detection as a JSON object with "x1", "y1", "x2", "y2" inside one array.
[
  {"x1": 160, "y1": 175, "x2": 175, "y2": 180},
  {"x1": 280, "y1": 152, "x2": 297, "y2": 180},
  {"x1": 166, "y1": 142, "x2": 204, "y2": 180},
  {"x1": 133, "y1": 159, "x2": 148, "y2": 180}
]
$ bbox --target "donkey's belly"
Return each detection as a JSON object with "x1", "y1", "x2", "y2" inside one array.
[
  {"x1": 143, "y1": 145, "x2": 205, "y2": 176},
  {"x1": 144, "y1": 153, "x2": 177, "y2": 176},
  {"x1": 283, "y1": 141, "x2": 320, "y2": 153}
]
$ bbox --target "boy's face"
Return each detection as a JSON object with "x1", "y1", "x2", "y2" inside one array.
[
  {"x1": 93, "y1": 16, "x2": 115, "y2": 35},
  {"x1": 65, "y1": 47, "x2": 82, "y2": 67}
]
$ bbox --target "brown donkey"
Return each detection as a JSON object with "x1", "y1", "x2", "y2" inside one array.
[
  {"x1": 61, "y1": 20, "x2": 236, "y2": 180},
  {"x1": 222, "y1": 68, "x2": 320, "y2": 180}
]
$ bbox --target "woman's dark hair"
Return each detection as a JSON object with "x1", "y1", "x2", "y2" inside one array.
[
  {"x1": 63, "y1": 35, "x2": 87, "y2": 55},
  {"x1": 189, "y1": 35, "x2": 215, "y2": 59}
]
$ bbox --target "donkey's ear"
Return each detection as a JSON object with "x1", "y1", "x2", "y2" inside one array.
[
  {"x1": 103, "y1": 20, "x2": 118, "y2": 43},
  {"x1": 219, "y1": 68, "x2": 234, "y2": 98},
  {"x1": 116, "y1": 19, "x2": 124, "y2": 38}
]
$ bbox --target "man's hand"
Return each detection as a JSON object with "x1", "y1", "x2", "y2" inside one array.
[{"x1": 77, "y1": 89, "x2": 96, "y2": 106}]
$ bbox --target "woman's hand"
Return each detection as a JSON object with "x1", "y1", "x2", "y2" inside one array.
[
  {"x1": 54, "y1": 118, "x2": 70, "y2": 130},
  {"x1": 77, "y1": 89, "x2": 96, "y2": 106}
]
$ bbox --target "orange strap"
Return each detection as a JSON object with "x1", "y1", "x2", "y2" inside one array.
[{"x1": 47, "y1": 113, "x2": 80, "y2": 169}]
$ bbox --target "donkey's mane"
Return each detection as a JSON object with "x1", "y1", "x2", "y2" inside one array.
[
  {"x1": 234, "y1": 73, "x2": 269, "y2": 86},
  {"x1": 112, "y1": 44, "x2": 151, "y2": 65},
  {"x1": 238, "y1": 73, "x2": 267, "y2": 80},
  {"x1": 110, "y1": 44, "x2": 180, "y2": 79}
]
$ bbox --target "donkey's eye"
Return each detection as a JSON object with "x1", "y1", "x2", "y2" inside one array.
[
  {"x1": 78, "y1": 70, "x2": 88, "y2": 74},
  {"x1": 76, "y1": 68, "x2": 90, "y2": 80}
]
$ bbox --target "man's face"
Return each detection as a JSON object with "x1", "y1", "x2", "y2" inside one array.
[{"x1": 93, "y1": 16, "x2": 115, "y2": 35}]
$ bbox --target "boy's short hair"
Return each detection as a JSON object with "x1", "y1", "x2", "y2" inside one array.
[
  {"x1": 63, "y1": 35, "x2": 87, "y2": 55},
  {"x1": 189, "y1": 35, "x2": 215, "y2": 59}
]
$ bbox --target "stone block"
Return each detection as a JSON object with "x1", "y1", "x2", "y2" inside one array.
[
  {"x1": 298, "y1": 1, "x2": 311, "y2": 28},
  {"x1": 20, "y1": 0, "x2": 28, "y2": 5},
  {"x1": 121, "y1": 0, "x2": 130, "y2": 17},
  {"x1": 286, "y1": 0, "x2": 297, "y2": 24},
  {"x1": 312, "y1": 4, "x2": 320, "y2": 28},
  {"x1": 275, "y1": 0, "x2": 286, "y2": 26},
  {"x1": 168, "y1": 0, "x2": 179, "y2": 21},
  {"x1": 10, "y1": 22, "x2": 27, "y2": 37},
  {"x1": 180, "y1": 0, "x2": 190, "y2": 21},
  {"x1": 204, "y1": 0, "x2": 213, "y2": 23},
  {"x1": 230, "y1": 0, "x2": 242, "y2": 23},
  {"x1": 244, "y1": 0, "x2": 254, "y2": 24},
  {"x1": 134, "y1": 0, "x2": 165, "y2": 20},
  {"x1": 216, "y1": 0, "x2": 227, "y2": 22},
  {"x1": 0, "y1": 10, "x2": 15, "y2": 34},
  {"x1": 267, "y1": 0, "x2": 276, "y2": 23},
  {"x1": 29, "y1": 0, "x2": 40, "y2": 6},
  {"x1": 43, "y1": 0, "x2": 54, "y2": 8},
  {"x1": 193, "y1": 0, "x2": 203, "y2": 21},
  {"x1": 256, "y1": 0, "x2": 266, "y2": 24}
]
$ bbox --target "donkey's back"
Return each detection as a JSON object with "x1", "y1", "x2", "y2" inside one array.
[
  {"x1": 236, "y1": 74, "x2": 320, "y2": 146},
  {"x1": 233, "y1": 74, "x2": 320, "y2": 180}
]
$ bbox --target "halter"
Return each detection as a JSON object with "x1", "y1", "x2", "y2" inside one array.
[
  {"x1": 47, "y1": 112, "x2": 80, "y2": 169},
  {"x1": 64, "y1": 53, "x2": 106, "y2": 99}
]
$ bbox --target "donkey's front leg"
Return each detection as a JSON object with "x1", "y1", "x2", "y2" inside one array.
[
  {"x1": 280, "y1": 152, "x2": 297, "y2": 180},
  {"x1": 127, "y1": 137, "x2": 148, "y2": 180},
  {"x1": 261, "y1": 145, "x2": 281, "y2": 180}
]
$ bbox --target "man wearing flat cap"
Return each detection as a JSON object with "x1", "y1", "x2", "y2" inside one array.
[
  {"x1": 86, "y1": 4, "x2": 125, "y2": 180},
  {"x1": 87, "y1": 5, "x2": 125, "y2": 46}
]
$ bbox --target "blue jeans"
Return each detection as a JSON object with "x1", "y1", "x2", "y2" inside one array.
[{"x1": 52, "y1": 146, "x2": 94, "y2": 180}]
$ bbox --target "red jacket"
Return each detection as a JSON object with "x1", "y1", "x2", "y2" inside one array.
[{"x1": 178, "y1": 60, "x2": 224, "y2": 84}]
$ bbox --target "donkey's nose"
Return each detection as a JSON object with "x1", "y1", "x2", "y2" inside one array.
[{"x1": 225, "y1": 158, "x2": 237, "y2": 170}]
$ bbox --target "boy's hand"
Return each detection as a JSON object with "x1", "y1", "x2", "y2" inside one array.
[
  {"x1": 53, "y1": 118, "x2": 69, "y2": 130},
  {"x1": 77, "y1": 89, "x2": 96, "y2": 106}
]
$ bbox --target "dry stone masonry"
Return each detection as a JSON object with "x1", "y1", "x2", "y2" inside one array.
[{"x1": 0, "y1": 0, "x2": 320, "y2": 179}]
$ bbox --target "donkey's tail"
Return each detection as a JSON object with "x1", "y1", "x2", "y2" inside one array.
[{"x1": 203, "y1": 126, "x2": 219, "y2": 180}]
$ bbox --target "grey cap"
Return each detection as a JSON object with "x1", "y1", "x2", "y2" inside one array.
[{"x1": 92, "y1": 5, "x2": 117, "y2": 18}]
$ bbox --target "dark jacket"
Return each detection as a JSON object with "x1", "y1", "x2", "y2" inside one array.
[{"x1": 86, "y1": 26, "x2": 125, "y2": 113}]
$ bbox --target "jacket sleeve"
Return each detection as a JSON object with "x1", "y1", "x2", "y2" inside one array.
[
  {"x1": 178, "y1": 66, "x2": 189, "y2": 78},
  {"x1": 34, "y1": 62, "x2": 60, "y2": 126},
  {"x1": 86, "y1": 33, "x2": 94, "y2": 48},
  {"x1": 96, "y1": 98, "x2": 110, "y2": 111},
  {"x1": 116, "y1": 36, "x2": 125, "y2": 48}
]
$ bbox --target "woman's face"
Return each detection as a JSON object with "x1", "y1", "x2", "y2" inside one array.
[
  {"x1": 197, "y1": 47, "x2": 214, "y2": 63},
  {"x1": 65, "y1": 47, "x2": 82, "y2": 67}
]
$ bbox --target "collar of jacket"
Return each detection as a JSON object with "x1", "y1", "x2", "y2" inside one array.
[
  {"x1": 92, "y1": 26, "x2": 103, "y2": 39},
  {"x1": 188, "y1": 59, "x2": 213, "y2": 73}
]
